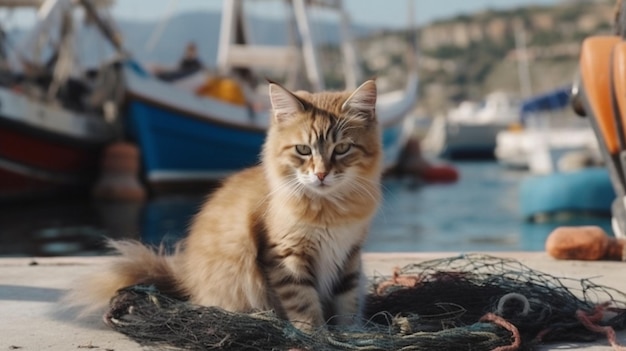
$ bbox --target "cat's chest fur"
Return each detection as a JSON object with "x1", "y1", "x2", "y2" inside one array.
[
  {"x1": 314, "y1": 224, "x2": 364, "y2": 297},
  {"x1": 271, "y1": 220, "x2": 367, "y2": 299}
]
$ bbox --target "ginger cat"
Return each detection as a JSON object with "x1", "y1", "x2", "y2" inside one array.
[{"x1": 69, "y1": 79, "x2": 382, "y2": 331}]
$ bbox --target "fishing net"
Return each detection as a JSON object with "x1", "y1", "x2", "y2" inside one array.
[{"x1": 105, "y1": 254, "x2": 626, "y2": 350}]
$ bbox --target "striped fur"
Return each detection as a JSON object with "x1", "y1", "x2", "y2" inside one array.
[{"x1": 66, "y1": 81, "x2": 382, "y2": 331}]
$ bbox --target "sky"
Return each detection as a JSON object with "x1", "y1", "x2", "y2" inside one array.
[
  {"x1": 108, "y1": 0, "x2": 560, "y2": 28},
  {"x1": 2, "y1": 0, "x2": 562, "y2": 30},
  {"x1": 0, "y1": 0, "x2": 563, "y2": 32}
]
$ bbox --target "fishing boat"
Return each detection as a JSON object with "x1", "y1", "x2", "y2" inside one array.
[
  {"x1": 514, "y1": 87, "x2": 611, "y2": 221},
  {"x1": 121, "y1": 0, "x2": 419, "y2": 193},
  {"x1": 0, "y1": 0, "x2": 120, "y2": 201},
  {"x1": 495, "y1": 86, "x2": 600, "y2": 173},
  {"x1": 502, "y1": 84, "x2": 617, "y2": 227}
]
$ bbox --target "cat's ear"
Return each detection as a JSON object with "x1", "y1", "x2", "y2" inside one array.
[
  {"x1": 341, "y1": 80, "x2": 377, "y2": 119},
  {"x1": 268, "y1": 82, "x2": 305, "y2": 122}
]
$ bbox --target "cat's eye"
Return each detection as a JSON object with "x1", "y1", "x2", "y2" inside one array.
[
  {"x1": 295, "y1": 144, "x2": 312, "y2": 155},
  {"x1": 334, "y1": 143, "x2": 351, "y2": 155}
]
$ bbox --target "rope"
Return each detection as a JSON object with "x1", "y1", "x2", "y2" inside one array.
[
  {"x1": 576, "y1": 304, "x2": 626, "y2": 351},
  {"x1": 375, "y1": 267, "x2": 420, "y2": 295},
  {"x1": 480, "y1": 313, "x2": 521, "y2": 351}
]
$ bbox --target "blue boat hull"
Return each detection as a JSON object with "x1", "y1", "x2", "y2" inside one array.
[
  {"x1": 126, "y1": 100, "x2": 266, "y2": 186},
  {"x1": 519, "y1": 168, "x2": 615, "y2": 220}
]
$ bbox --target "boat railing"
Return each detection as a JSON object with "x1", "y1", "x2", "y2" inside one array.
[
  {"x1": 224, "y1": 45, "x2": 301, "y2": 72},
  {"x1": 217, "y1": 0, "x2": 365, "y2": 93}
]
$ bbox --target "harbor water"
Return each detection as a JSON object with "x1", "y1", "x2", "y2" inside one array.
[{"x1": 0, "y1": 161, "x2": 613, "y2": 257}]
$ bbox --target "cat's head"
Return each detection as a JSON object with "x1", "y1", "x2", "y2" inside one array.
[{"x1": 262, "y1": 80, "x2": 382, "y2": 199}]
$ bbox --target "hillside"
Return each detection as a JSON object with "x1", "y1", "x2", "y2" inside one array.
[{"x1": 356, "y1": 0, "x2": 615, "y2": 115}]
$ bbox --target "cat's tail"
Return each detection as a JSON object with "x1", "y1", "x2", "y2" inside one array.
[{"x1": 63, "y1": 239, "x2": 185, "y2": 317}]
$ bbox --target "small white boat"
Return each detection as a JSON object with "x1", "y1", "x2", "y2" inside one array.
[
  {"x1": 496, "y1": 127, "x2": 600, "y2": 172},
  {"x1": 513, "y1": 84, "x2": 610, "y2": 221},
  {"x1": 422, "y1": 91, "x2": 519, "y2": 159}
]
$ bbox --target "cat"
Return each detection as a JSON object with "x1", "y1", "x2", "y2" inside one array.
[{"x1": 67, "y1": 79, "x2": 382, "y2": 331}]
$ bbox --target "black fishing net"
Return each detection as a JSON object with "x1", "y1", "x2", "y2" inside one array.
[{"x1": 104, "y1": 254, "x2": 626, "y2": 350}]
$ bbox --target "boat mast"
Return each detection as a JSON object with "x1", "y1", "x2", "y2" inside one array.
[
  {"x1": 77, "y1": 0, "x2": 123, "y2": 53},
  {"x1": 514, "y1": 21, "x2": 533, "y2": 102},
  {"x1": 19, "y1": 0, "x2": 72, "y2": 66},
  {"x1": 336, "y1": 1, "x2": 359, "y2": 89},
  {"x1": 144, "y1": 0, "x2": 180, "y2": 53},
  {"x1": 216, "y1": 0, "x2": 237, "y2": 74},
  {"x1": 217, "y1": 0, "x2": 325, "y2": 91},
  {"x1": 292, "y1": 0, "x2": 324, "y2": 91}
]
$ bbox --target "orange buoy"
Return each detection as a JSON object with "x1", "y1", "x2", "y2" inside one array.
[
  {"x1": 545, "y1": 226, "x2": 625, "y2": 261},
  {"x1": 92, "y1": 142, "x2": 147, "y2": 202}
]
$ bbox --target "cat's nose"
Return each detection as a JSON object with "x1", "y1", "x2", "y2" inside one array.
[{"x1": 316, "y1": 172, "x2": 328, "y2": 181}]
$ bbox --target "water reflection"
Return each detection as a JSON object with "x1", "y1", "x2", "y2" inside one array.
[
  {"x1": 0, "y1": 199, "x2": 139, "y2": 257},
  {"x1": 0, "y1": 162, "x2": 614, "y2": 257},
  {"x1": 140, "y1": 195, "x2": 202, "y2": 246}
]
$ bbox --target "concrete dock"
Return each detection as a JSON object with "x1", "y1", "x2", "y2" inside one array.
[{"x1": 2, "y1": 252, "x2": 626, "y2": 350}]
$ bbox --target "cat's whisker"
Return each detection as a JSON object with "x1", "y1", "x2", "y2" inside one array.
[
  {"x1": 351, "y1": 175, "x2": 391, "y2": 222},
  {"x1": 256, "y1": 176, "x2": 300, "y2": 214},
  {"x1": 350, "y1": 175, "x2": 380, "y2": 199},
  {"x1": 347, "y1": 178, "x2": 379, "y2": 204},
  {"x1": 265, "y1": 176, "x2": 300, "y2": 200},
  {"x1": 261, "y1": 176, "x2": 305, "y2": 219}
]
